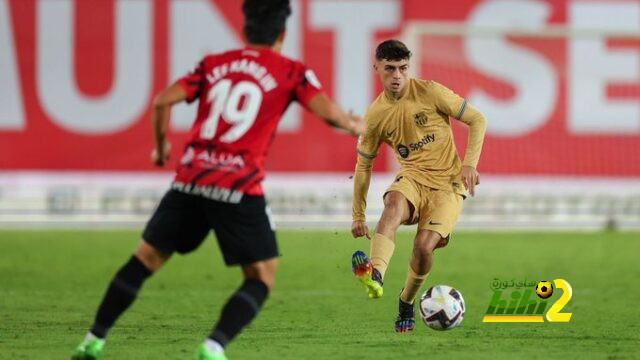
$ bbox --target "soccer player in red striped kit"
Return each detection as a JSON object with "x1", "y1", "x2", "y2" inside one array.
[{"x1": 72, "y1": 1, "x2": 364, "y2": 359}]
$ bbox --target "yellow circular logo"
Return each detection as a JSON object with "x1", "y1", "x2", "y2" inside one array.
[{"x1": 536, "y1": 281, "x2": 554, "y2": 299}]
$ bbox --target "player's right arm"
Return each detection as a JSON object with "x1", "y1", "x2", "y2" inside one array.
[
  {"x1": 151, "y1": 59, "x2": 206, "y2": 166},
  {"x1": 150, "y1": 83, "x2": 188, "y2": 167},
  {"x1": 351, "y1": 113, "x2": 381, "y2": 239}
]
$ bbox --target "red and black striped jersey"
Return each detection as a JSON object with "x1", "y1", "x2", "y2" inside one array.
[{"x1": 172, "y1": 47, "x2": 323, "y2": 199}]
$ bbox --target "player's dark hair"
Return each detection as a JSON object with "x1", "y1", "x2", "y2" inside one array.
[
  {"x1": 375, "y1": 39, "x2": 412, "y2": 61},
  {"x1": 243, "y1": 0, "x2": 291, "y2": 46}
]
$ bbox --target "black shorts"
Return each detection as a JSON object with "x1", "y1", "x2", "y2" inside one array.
[{"x1": 142, "y1": 189, "x2": 277, "y2": 266}]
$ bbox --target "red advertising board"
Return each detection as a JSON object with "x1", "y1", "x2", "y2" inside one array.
[{"x1": 1, "y1": 0, "x2": 639, "y2": 175}]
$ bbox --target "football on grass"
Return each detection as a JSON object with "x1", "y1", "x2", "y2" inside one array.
[{"x1": 419, "y1": 285, "x2": 465, "y2": 330}]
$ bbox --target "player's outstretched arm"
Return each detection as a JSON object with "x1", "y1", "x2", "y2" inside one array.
[
  {"x1": 307, "y1": 93, "x2": 365, "y2": 136},
  {"x1": 458, "y1": 104, "x2": 487, "y2": 196},
  {"x1": 150, "y1": 84, "x2": 188, "y2": 167}
]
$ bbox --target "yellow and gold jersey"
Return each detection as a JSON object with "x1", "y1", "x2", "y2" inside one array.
[{"x1": 357, "y1": 78, "x2": 469, "y2": 194}]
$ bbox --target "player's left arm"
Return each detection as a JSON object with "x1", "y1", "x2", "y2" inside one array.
[
  {"x1": 150, "y1": 83, "x2": 188, "y2": 167},
  {"x1": 434, "y1": 82, "x2": 487, "y2": 196},
  {"x1": 294, "y1": 66, "x2": 364, "y2": 136},
  {"x1": 306, "y1": 93, "x2": 365, "y2": 136}
]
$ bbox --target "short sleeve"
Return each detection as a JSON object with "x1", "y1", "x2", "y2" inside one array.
[
  {"x1": 294, "y1": 66, "x2": 323, "y2": 108},
  {"x1": 432, "y1": 81, "x2": 467, "y2": 119},
  {"x1": 175, "y1": 59, "x2": 206, "y2": 104}
]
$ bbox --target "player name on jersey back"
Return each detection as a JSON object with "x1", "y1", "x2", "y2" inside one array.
[
  {"x1": 206, "y1": 58, "x2": 277, "y2": 93},
  {"x1": 172, "y1": 48, "x2": 323, "y2": 199}
]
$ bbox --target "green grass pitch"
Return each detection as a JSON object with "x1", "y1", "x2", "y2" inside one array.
[{"x1": 1, "y1": 230, "x2": 639, "y2": 359}]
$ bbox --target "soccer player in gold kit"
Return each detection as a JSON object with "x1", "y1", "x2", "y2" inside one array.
[{"x1": 350, "y1": 40, "x2": 487, "y2": 332}]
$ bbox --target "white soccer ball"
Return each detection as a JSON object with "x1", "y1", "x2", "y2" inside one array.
[{"x1": 419, "y1": 285, "x2": 465, "y2": 330}]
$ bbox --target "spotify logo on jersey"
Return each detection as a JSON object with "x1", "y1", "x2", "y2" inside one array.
[{"x1": 397, "y1": 144, "x2": 410, "y2": 159}]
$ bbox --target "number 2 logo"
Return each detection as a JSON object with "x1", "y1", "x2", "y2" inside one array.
[
  {"x1": 200, "y1": 79, "x2": 263, "y2": 142},
  {"x1": 546, "y1": 279, "x2": 573, "y2": 322}
]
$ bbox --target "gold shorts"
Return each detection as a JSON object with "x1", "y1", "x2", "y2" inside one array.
[{"x1": 384, "y1": 175, "x2": 463, "y2": 239}]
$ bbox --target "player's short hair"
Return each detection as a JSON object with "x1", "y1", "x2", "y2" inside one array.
[
  {"x1": 243, "y1": 0, "x2": 291, "y2": 46},
  {"x1": 375, "y1": 39, "x2": 412, "y2": 61}
]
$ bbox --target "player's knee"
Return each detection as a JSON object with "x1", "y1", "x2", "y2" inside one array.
[
  {"x1": 380, "y1": 202, "x2": 404, "y2": 227},
  {"x1": 135, "y1": 253, "x2": 164, "y2": 273},
  {"x1": 381, "y1": 192, "x2": 411, "y2": 227},
  {"x1": 413, "y1": 233, "x2": 441, "y2": 257},
  {"x1": 413, "y1": 240, "x2": 434, "y2": 258},
  {"x1": 248, "y1": 272, "x2": 275, "y2": 292},
  {"x1": 383, "y1": 192, "x2": 404, "y2": 210},
  {"x1": 135, "y1": 240, "x2": 170, "y2": 272},
  {"x1": 243, "y1": 259, "x2": 278, "y2": 291}
]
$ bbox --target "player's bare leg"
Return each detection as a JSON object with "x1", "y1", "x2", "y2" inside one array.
[
  {"x1": 72, "y1": 241, "x2": 171, "y2": 359},
  {"x1": 352, "y1": 191, "x2": 411, "y2": 298},
  {"x1": 241, "y1": 258, "x2": 278, "y2": 290},
  {"x1": 396, "y1": 230, "x2": 443, "y2": 332},
  {"x1": 134, "y1": 241, "x2": 172, "y2": 272},
  {"x1": 196, "y1": 258, "x2": 277, "y2": 360}
]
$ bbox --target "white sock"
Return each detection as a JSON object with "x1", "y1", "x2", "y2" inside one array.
[{"x1": 204, "y1": 339, "x2": 224, "y2": 354}]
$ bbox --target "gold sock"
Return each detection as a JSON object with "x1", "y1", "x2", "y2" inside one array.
[
  {"x1": 370, "y1": 233, "x2": 395, "y2": 279},
  {"x1": 399, "y1": 265, "x2": 430, "y2": 304}
]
